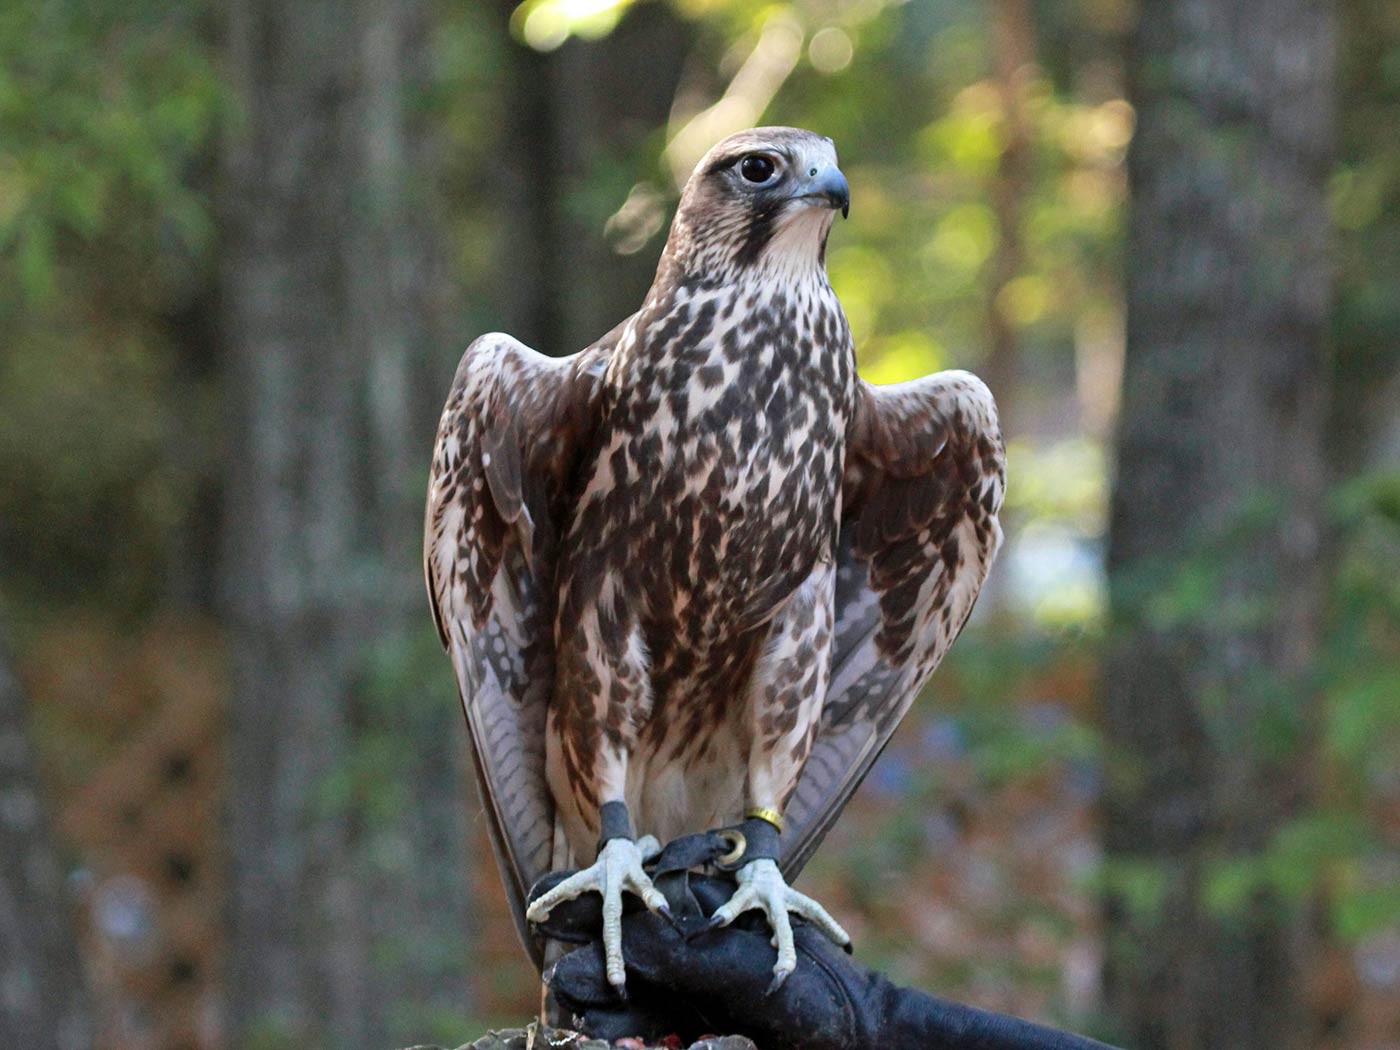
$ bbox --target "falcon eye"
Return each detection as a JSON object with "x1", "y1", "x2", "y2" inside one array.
[{"x1": 738, "y1": 153, "x2": 778, "y2": 184}]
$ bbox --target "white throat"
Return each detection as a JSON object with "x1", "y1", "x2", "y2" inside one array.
[{"x1": 753, "y1": 208, "x2": 835, "y2": 283}]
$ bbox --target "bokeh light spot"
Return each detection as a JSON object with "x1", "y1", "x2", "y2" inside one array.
[{"x1": 809, "y1": 27, "x2": 854, "y2": 74}]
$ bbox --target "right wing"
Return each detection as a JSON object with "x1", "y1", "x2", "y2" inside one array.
[
  {"x1": 781, "y1": 370, "x2": 1005, "y2": 879},
  {"x1": 424, "y1": 328, "x2": 616, "y2": 967}
]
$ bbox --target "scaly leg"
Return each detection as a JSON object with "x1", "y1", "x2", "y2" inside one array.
[
  {"x1": 526, "y1": 801, "x2": 667, "y2": 993},
  {"x1": 708, "y1": 814, "x2": 850, "y2": 990}
]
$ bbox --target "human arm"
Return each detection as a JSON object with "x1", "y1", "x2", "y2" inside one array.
[{"x1": 534, "y1": 872, "x2": 1121, "y2": 1050}]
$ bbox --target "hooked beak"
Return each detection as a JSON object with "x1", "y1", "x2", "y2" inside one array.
[{"x1": 795, "y1": 164, "x2": 850, "y2": 219}]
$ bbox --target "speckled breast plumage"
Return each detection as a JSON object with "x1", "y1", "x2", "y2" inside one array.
[{"x1": 548, "y1": 272, "x2": 855, "y2": 852}]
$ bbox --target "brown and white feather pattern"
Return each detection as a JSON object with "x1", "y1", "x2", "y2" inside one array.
[
  {"x1": 782, "y1": 371, "x2": 1005, "y2": 875},
  {"x1": 425, "y1": 127, "x2": 1005, "y2": 964},
  {"x1": 424, "y1": 331, "x2": 614, "y2": 965},
  {"x1": 545, "y1": 249, "x2": 855, "y2": 859}
]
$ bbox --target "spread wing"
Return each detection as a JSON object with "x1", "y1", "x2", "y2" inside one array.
[
  {"x1": 425, "y1": 327, "x2": 619, "y2": 967},
  {"x1": 781, "y1": 370, "x2": 1006, "y2": 879}
]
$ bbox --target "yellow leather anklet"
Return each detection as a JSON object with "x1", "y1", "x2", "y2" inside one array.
[{"x1": 744, "y1": 807, "x2": 784, "y2": 833}]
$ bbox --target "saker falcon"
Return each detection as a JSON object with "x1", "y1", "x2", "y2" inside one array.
[{"x1": 425, "y1": 127, "x2": 1005, "y2": 992}]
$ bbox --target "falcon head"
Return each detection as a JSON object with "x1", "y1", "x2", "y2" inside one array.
[{"x1": 665, "y1": 127, "x2": 849, "y2": 280}]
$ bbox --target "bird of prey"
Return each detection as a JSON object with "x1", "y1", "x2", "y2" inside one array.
[{"x1": 425, "y1": 127, "x2": 1004, "y2": 993}]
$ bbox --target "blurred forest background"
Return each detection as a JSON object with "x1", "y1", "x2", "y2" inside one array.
[{"x1": 2, "y1": 0, "x2": 1399, "y2": 1048}]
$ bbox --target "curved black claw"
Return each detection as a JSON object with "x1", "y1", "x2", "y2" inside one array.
[{"x1": 657, "y1": 903, "x2": 682, "y2": 932}]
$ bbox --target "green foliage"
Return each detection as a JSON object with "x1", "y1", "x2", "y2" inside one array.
[
  {"x1": 1315, "y1": 468, "x2": 1400, "y2": 940},
  {"x1": 1098, "y1": 470, "x2": 1400, "y2": 940},
  {"x1": 762, "y1": 4, "x2": 1126, "y2": 391},
  {"x1": 1202, "y1": 815, "x2": 1370, "y2": 918},
  {"x1": 1098, "y1": 857, "x2": 1171, "y2": 921},
  {"x1": 0, "y1": 0, "x2": 221, "y2": 305},
  {"x1": 1335, "y1": 0, "x2": 1400, "y2": 402},
  {"x1": 0, "y1": 0, "x2": 221, "y2": 622},
  {"x1": 1334, "y1": 881, "x2": 1400, "y2": 942},
  {"x1": 964, "y1": 707, "x2": 1098, "y2": 786},
  {"x1": 311, "y1": 623, "x2": 463, "y2": 829}
]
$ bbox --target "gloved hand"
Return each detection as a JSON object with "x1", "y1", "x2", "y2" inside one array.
[{"x1": 530, "y1": 865, "x2": 1121, "y2": 1050}]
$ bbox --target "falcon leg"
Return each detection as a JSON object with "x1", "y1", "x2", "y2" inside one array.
[
  {"x1": 716, "y1": 561, "x2": 848, "y2": 987},
  {"x1": 709, "y1": 815, "x2": 850, "y2": 991},
  {"x1": 525, "y1": 801, "x2": 667, "y2": 993}
]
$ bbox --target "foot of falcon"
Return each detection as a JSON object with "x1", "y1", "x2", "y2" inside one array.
[
  {"x1": 708, "y1": 857, "x2": 851, "y2": 991},
  {"x1": 526, "y1": 833, "x2": 667, "y2": 993}
]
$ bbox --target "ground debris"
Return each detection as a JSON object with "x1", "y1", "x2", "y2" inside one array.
[{"x1": 402, "y1": 1023, "x2": 757, "y2": 1050}]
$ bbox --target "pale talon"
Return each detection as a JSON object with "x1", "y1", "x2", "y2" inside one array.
[
  {"x1": 718, "y1": 857, "x2": 851, "y2": 981},
  {"x1": 524, "y1": 836, "x2": 663, "y2": 991}
]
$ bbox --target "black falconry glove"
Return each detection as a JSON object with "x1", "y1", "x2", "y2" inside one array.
[{"x1": 529, "y1": 836, "x2": 1122, "y2": 1050}]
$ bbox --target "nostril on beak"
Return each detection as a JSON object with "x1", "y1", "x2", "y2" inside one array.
[{"x1": 808, "y1": 166, "x2": 850, "y2": 218}]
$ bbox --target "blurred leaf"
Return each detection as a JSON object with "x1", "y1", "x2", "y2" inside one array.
[
  {"x1": 1100, "y1": 858, "x2": 1170, "y2": 921},
  {"x1": 1334, "y1": 883, "x2": 1400, "y2": 942}
]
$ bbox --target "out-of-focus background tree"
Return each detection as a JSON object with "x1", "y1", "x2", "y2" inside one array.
[{"x1": 1, "y1": 1, "x2": 1397, "y2": 1048}]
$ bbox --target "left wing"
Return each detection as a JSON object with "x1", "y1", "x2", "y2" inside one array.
[
  {"x1": 781, "y1": 370, "x2": 1006, "y2": 878},
  {"x1": 425, "y1": 325, "x2": 620, "y2": 967}
]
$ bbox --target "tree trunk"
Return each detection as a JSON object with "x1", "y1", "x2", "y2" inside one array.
[
  {"x1": 1332, "y1": 0, "x2": 1400, "y2": 475},
  {"x1": 0, "y1": 631, "x2": 91, "y2": 1050},
  {"x1": 219, "y1": 2, "x2": 469, "y2": 1045},
  {"x1": 1102, "y1": 2, "x2": 1335, "y2": 1049},
  {"x1": 983, "y1": 0, "x2": 1036, "y2": 436}
]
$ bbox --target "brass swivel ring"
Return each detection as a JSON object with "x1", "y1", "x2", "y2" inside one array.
[{"x1": 716, "y1": 828, "x2": 747, "y2": 867}]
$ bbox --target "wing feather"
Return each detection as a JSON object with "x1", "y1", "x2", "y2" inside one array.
[
  {"x1": 781, "y1": 370, "x2": 1005, "y2": 879},
  {"x1": 424, "y1": 329, "x2": 615, "y2": 967}
]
